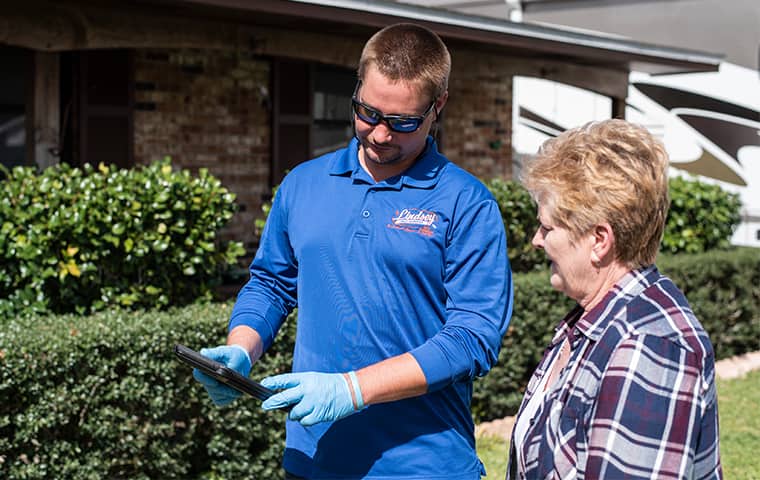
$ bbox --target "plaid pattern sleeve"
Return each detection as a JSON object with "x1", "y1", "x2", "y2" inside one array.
[
  {"x1": 508, "y1": 266, "x2": 722, "y2": 480},
  {"x1": 584, "y1": 334, "x2": 715, "y2": 478}
]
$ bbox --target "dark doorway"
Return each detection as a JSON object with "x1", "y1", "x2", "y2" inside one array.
[
  {"x1": 0, "y1": 46, "x2": 31, "y2": 172},
  {"x1": 60, "y1": 49, "x2": 134, "y2": 169}
]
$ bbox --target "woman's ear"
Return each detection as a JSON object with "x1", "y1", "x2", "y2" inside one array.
[{"x1": 591, "y1": 222, "x2": 615, "y2": 264}]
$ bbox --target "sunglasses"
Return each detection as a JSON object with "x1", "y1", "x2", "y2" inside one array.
[{"x1": 351, "y1": 83, "x2": 437, "y2": 133}]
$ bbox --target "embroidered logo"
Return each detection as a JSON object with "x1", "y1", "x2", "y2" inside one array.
[{"x1": 387, "y1": 208, "x2": 438, "y2": 237}]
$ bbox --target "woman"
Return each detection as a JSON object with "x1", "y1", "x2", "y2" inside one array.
[{"x1": 508, "y1": 119, "x2": 722, "y2": 479}]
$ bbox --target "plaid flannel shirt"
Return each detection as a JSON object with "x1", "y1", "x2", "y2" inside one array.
[{"x1": 508, "y1": 265, "x2": 722, "y2": 479}]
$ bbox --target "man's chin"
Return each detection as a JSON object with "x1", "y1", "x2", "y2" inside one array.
[{"x1": 364, "y1": 147, "x2": 401, "y2": 166}]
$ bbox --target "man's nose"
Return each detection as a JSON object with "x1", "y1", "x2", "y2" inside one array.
[{"x1": 372, "y1": 121, "x2": 394, "y2": 142}]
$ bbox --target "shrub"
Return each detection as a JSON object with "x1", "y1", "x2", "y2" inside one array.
[
  {"x1": 471, "y1": 270, "x2": 572, "y2": 420},
  {"x1": 656, "y1": 248, "x2": 760, "y2": 359},
  {"x1": 1, "y1": 250, "x2": 757, "y2": 477},
  {"x1": 0, "y1": 303, "x2": 297, "y2": 479},
  {"x1": 471, "y1": 247, "x2": 760, "y2": 421},
  {"x1": 488, "y1": 176, "x2": 742, "y2": 270},
  {"x1": 252, "y1": 175, "x2": 741, "y2": 273},
  {"x1": 0, "y1": 160, "x2": 245, "y2": 316},
  {"x1": 663, "y1": 175, "x2": 742, "y2": 254},
  {"x1": 485, "y1": 178, "x2": 544, "y2": 272}
]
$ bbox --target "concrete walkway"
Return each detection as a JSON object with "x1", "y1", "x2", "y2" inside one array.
[
  {"x1": 714, "y1": 350, "x2": 760, "y2": 380},
  {"x1": 476, "y1": 350, "x2": 760, "y2": 440}
]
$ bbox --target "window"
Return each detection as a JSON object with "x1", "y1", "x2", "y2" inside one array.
[
  {"x1": 272, "y1": 59, "x2": 354, "y2": 186},
  {"x1": 312, "y1": 65, "x2": 355, "y2": 157}
]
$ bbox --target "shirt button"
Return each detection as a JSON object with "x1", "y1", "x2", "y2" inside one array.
[{"x1": 362, "y1": 210, "x2": 370, "y2": 218}]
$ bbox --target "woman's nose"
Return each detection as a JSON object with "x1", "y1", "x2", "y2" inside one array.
[{"x1": 531, "y1": 229, "x2": 543, "y2": 249}]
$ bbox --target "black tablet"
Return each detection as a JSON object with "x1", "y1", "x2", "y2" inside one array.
[{"x1": 174, "y1": 343, "x2": 274, "y2": 402}]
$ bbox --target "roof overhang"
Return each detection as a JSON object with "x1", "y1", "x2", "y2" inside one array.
[{"x1": 168, "y1": 0, "x2": 722, "y2": 74}]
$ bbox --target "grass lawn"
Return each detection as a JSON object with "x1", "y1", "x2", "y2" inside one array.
[
  {"x1": 476, "y1": 369, "x2": 760, "y2": 478},
  {"x1": 715, "y1": 369, "x2": 760, "y2": 479},
  {"x1": 477, "y1": 435, "x2": 508, "y2": 479}
]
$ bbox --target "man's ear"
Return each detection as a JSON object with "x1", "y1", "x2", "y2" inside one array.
[
  {"x1": 435, "y1": 91, "x2": 449, "y2": 116},
  {"x1": 591, "y1": 222, "x2": 615, "y2": 264}
]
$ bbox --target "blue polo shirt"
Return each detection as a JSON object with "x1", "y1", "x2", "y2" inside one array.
[{"x1": 230, "y1": 137, "x2": 512, "y2": 479}]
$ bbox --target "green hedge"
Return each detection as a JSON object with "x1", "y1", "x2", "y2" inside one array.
[
  {"x1": 485, "y1": 178, "x2": 544, "y2": 273},
  {"x1": 0, "y1": 160, "x2": 244, "y2": 316},
  {"x1": 663, "y1": 175, "x2": 742, "y2": 254},
  {"x1": 655, "y1": 248, "x2": 760, "y2": 358},
  {"x1": 471, "y1": 247, "x2": 760, "y2": 421},
  {"x1": 0, "y1": 164, "x2": 740, "y2": 317},
  {"x1": 2, "y1": 249, "x2": 758, "y2": 478},
  {"x1": 485, "y1": 176, "x2": 741, "y2": 272},
  {"x1": 0, "y1": 303, "x2": 297, "y2": 479}
]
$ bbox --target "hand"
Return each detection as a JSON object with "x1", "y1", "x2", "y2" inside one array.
[
  {"x1": 261, "y1": 372, "x2": 356, "y2": 426},
  {"x1": 192, "y1": 345, "x2": 252, "y2": 406}
]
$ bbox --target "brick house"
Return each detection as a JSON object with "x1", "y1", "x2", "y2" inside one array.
[{"x1": 0, "y1": 0, "x2": 720, "y2": 258}]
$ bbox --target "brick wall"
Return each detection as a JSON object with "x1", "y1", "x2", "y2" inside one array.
[
  {"x1": 446, "y1": 49, "x2": 514, "y2": 180},
  {"x1": 4, "y1": 2, "x2": 629, "y2": 263},
  {"x1": 133, "y1": 49, "x2": 271, "y2": 251},
  {"x1": 131, "y1": 42, "x2": 518, "y2": 256},
  {"x1": 130, "y1": 33, "x2": 623, "y2": 261}
]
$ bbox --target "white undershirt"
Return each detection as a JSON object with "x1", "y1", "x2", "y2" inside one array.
[{"x1": 512, "y1": 338, "x2": 569, "y2": 472}]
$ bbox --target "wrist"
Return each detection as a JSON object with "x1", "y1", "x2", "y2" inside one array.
[
  {"x1": 227, "y1": 344, "x2": 253, "y2": 373},
  {"x1": 227, "y1": 343, "x2": 250, "y2": 360},
  {"x1": 227, "y1": 325, "x2": 264, "y2": 362},
  {"x1": 347, "y1": 371, "x2": 364, "y2": 410}
]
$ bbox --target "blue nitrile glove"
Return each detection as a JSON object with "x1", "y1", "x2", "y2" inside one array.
[
  {"x1": 261, "y1": 372, "x2": 358, "y2": 426},
  {"x1": 192, "y1": 345, "x2": 252, "y2": 406}
]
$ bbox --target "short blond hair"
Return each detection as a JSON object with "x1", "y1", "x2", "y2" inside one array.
[
  {"x1": 358, "y1": 23, "x2": 450, "y2": 103},
  {"x1": 522, "y1": 119, "x2": 670, "y2": 268}
]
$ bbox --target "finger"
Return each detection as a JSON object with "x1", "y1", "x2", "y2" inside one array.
[
  {"x1": 288, "y1": 401, "x2": 314, "y2": 423},
  {"x1": 298, "y1": 410, "x2": 323, "y2": 427},
  {"x1": 200, "y1": 346, "x2": 230, "y2": 364},
  {"x1": 261, "y1": 373, "x2": 302, "y2": 390},
  {"x1": 262, "y1": 385, "x2": 304, "y2": 410},
  {"x1": 193, "y1": 368, "x2": 220, "y2": 387}
]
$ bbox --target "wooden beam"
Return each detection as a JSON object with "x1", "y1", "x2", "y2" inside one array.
[
  {"x1": 611, "y1": 96, "x2": 627, "y2": 119},
  {"x1": 31, "y1": 52, "x2": 61, "y2": 169},
  {"x1": 510, "y1": 57, "x2": 629, "y2": 99},
  {"x1": 0, "y1": 2, "x2": 240, "y2": 51}
]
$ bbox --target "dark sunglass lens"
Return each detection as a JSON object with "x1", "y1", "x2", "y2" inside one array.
[
  {"x1": 354, "y1": 103, "x2": 381, "y2": 125},
  {"x1": 388, "y1": 118, "x2": 420, "y2": 133}
]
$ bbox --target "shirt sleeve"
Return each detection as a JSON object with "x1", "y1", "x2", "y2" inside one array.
[
  {"x1": 583, "y1": 334, "x2": 720, "y2": 479},
  {"x1": 410, "y1": 195, "x2": 513, "y2": 392},
  {"x1": 228, "y1": 184, "x2": 298, "y2": 350}
]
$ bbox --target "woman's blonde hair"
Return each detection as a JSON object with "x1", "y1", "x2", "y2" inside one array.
[
  {"x1": 358, "y1": 23, "x2": 450, "y2": 103},
  {"x1": 522, "y1": 119, "x2": 670, "y2": 268}
]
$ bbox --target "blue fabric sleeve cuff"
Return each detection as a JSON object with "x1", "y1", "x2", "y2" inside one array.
[
  {"x1": 409, "y1": 341, "x2": 454, "y2": 393},
  {"x1": 228, "y1": 307, "x2": 279, "y2": 351}
]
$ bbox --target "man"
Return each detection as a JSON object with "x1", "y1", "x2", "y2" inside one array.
[{"x1": 194, "y1": 23, "x2": 513, "y2": 479}]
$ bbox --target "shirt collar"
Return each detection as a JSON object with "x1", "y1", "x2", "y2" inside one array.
[
  {"x1": 329, "y1": 137, "x2": 447, "y2": 189},
  {"x1": 556, "y1": 264, "x2": 661, "y2": 343}
]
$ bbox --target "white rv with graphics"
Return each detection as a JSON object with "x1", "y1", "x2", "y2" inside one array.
[{"x1": 513, "y1": 62, "x2": 760, "y2": 248}]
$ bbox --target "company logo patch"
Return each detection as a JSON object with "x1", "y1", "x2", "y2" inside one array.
[{"x1": 387, "y1": 208, "x2": 438, "y2": 237}]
